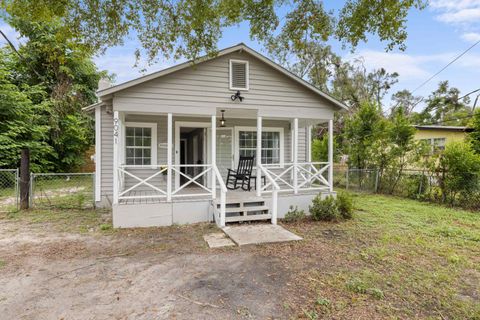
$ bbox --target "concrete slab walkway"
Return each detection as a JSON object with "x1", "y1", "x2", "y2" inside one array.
[{"x1": 222, "y1": 224, "x2": 302, "y2": 246}]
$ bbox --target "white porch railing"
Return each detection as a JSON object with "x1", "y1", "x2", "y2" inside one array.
[
  {"x1": 212, "y1": 166, "x2": 227, "y2": 227},
  {"x1": 259, "y1": 165, "x2": 280, "y2": 224},
  {"x1": 117, "y1": 164, "x2": 226, "y2": 200},
  {"x1": 261, "y1": 162, "x2": 331, "y2": 193}
]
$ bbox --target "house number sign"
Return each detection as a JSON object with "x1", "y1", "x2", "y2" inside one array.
[{"x1": 113, "y1": 117, "x2": 119, "y2": 144}]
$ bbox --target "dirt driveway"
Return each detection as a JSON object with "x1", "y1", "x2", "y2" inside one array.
[{"x1": 0, "y1": 215, "x2": 297, "y2": 320}]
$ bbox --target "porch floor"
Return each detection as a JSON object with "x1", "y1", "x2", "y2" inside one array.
[{"x1": 118, "y1": 186, "x2": 329, "y2": 205}]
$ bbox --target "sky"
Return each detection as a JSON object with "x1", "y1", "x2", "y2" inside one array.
[{"x1": 1, "y1": 0, "x2": 480, "y2": 110}]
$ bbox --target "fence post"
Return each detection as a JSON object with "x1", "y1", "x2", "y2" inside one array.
[
  {"x1": 346, "y1": 168, "x2": 349, "y2": 190},
  {"x1": 374, "y1": 169, "x2": 379, "y2": 193},
  {"x1": 92, "y1": 172, "x2": 96, "y2": 208},
  {"x1": 15, "y1": 168, "x2": 19, "y2": 211},
  {"x1": 20, "y1": 148, "x2": 30, "y2": 210}
]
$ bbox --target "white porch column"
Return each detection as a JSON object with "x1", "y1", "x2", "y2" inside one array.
[
  {"x1": 293, "y1": 118, "x2": 298, "y2": 194},
  {"x1": 167, "y1": 113, "x2": 173, "y2": 202},
  {"x1": 307, "y1": 125, "x2": 312, "y2": 163},
  {"x1": 328, "y1": 119, "x2": 334, "y2": 192},
  {"x1": 256, "y1": 116, "x2": 262, "y2": 197},
  {"x1": 211, "y1": 115, "x2": 216, "y2": 200},
  {"x1": 112, "y1": 111, "x2": 122, "y2": 205}
]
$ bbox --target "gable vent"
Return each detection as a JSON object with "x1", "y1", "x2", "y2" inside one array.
[{"x1": 229, "y1": 60, "x2": 249, "y2": 90}]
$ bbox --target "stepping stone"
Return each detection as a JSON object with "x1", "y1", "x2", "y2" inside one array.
[
  {"x1": 203, "y1": 232, "x2": 236, "y2": 248},
  {"x1": 223, "y1": 224, "x2": 302, "y2": 246}
]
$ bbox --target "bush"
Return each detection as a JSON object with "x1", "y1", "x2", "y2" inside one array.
[
  {"x1": 336, "y1": 191, "x2": 354, "y2": 219},
  {"x1": 284, "y1": 205, "x2": 306, "y2": 222},
  {"x1": 310, "y1": 192, "x2": 354, "y2": 221},
  {"x1": 310, "y1": 195, "x2": 339, "y2": 221}
]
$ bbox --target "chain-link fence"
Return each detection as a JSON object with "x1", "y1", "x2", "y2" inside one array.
[
  {"x1": 0, "y1": 169, "x2": 19, "y2": 212},
  {"x1": 334, "y1": 167, "x2": 480, "y2": 210},
  {"x1": 30, "y1": 173, "x2": 95, "y2": 209}
]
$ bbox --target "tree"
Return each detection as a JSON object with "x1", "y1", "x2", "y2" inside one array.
[
  {"x1": 0, "y1": 18, "x2": 106, "y2": 171},
  {"x1": 390, "y1": 89, "x2": 422, "y2": 116},
  {"x1": 1, "y1": 0, "x2": 427, "y2": 64},
  {"x1": 343, "y1": 102, "x2": 386, "y2": 170},
  {"x1": 0, "y1": 50, "x2": 52, "y2": 170},
  {"x1": 468, "y1": 110, "x2": 480, "y2": 154},
  {"x1": 411, "y1": 81, "x2": 472, "y2": 126}
]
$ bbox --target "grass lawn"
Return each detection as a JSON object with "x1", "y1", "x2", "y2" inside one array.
[
  {"x1": 277, "y1": 193, "x2": 480, "y2": 319},
  {"x1": 0, "y1": 192, "x2": 478, "y2": 319}
]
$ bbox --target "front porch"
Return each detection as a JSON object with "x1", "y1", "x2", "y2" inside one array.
[{"x1": 112, "y1": 110, "x2": 334, "y2": 228}]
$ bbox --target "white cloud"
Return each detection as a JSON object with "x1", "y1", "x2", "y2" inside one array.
[
  {"x1": 430, "y1": 0, "x2": 480, "y2": 42},
  {"x1": 345, "y1": 49, "x2": 480, "y2": 87},
  {"x1": 461, "y1": 32, "x2": 480, "y2": 42}
]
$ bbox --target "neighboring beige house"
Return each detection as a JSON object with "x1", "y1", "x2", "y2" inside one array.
[
  {"x1": 85, "y1": 43, "x2": 346, "y2": 228},
  {"x1": 414, "y1": 125, "x2": 473, "y2": 152}
]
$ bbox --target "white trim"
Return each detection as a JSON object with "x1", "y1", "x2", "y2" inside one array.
[
  {"x1": 234, "y1": 126, "x2": 284, "y2": 167},
  {"x1": 96, "y1": 43, "x2": 347, "y2": 111},
  {"x1": 124, "y1": 122, "x2": 158, "y2": 166},
  {"x1": 174, "y1": 121, "x2": 212, "y2": 189},
  {"x1": 328, "y1": 119, "x2": 334, "y2": 192},
  {"x1": 229, "y1": 59, "x2": 249, "y2": 91},
  {"x1": 94, "y1": 106, "x2": 101, "y2": 202}
]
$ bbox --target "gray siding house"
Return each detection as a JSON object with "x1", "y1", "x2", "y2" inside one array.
[{"x1": 86, "y1": 43, "x2": 346, "y2": 228}]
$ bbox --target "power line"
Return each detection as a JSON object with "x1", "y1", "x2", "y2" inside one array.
[
  {"x1": 458, "y1": 87, "x2": 480, "y2": 101},
  {"x1": 411, "y1": 39, "x2": 480, "y2": 94},
  {"x1": 0, "y1": 29, "x2": 42, "y2": 78}
]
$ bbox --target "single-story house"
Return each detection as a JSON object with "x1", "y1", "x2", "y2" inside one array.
[
  {"x1": 414, "y1": 125, "x2": 473, "y2": 152},
  {"x1": 85, "y1": 43, "x2": 346, "y2": 228}
]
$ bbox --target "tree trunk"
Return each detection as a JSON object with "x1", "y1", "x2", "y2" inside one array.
[{"x1": 20, "y1": 148, "x2": 30, "y2": 210}]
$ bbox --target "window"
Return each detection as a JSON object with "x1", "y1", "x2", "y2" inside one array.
[
  {"x1": 236, "y1": 128, "x2": 283, "y2": 165},
  {"x1": 125, "y1": 123, "x2": 157, "y2": 165},
  {"x1": 433, "y1": 138, "x2": 446, "y2": 151},
  {"x1": 419, "y1": 137, "x2": 446, "y2": 154},
  {"x1": 229, "y1": 59, "x2": 249, "y2": 90}
]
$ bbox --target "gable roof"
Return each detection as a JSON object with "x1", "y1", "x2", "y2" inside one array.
[{"x1": 96, "y1": 43, "x2": 348, "y2": 111}]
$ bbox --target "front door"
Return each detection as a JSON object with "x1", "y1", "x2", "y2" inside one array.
[{"x1": 216, "y1": 128, "x2": 234, "y2": 179}]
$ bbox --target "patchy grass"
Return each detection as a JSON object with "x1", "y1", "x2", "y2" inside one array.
[
  {"x1": 274, "y1": 193, "x2": 480, "y2": 319},
  {"x1": 0, "y1": 193, "x2": 478, "y2": 319},
  {"x1": 4, "y1": 208, "x2": 111, "y2": 234}
]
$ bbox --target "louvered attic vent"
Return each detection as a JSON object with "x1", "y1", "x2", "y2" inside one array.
[{"x1": 229, "y1": 60, "x2": 249, "y2": 90}]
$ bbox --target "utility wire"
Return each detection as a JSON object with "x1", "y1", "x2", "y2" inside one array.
[
  {"x1": 411, "y1": 39, "x2": 480, "y2": 94},
  {"x1": 0, "y1": 29, "x2": 42, "y2": 78}
]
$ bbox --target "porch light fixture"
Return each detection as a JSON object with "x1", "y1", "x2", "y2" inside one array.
[
  {"x1": 220, "y1": 110, "x2": 226, "y2": 127},
  {"x1": 231, "y1": 90, "x2": 244, "y2": 102}
]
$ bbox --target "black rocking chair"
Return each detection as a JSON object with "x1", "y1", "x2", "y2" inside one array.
[{"x1": 226, "y1": 156, "x2": 255, "y2": 191}]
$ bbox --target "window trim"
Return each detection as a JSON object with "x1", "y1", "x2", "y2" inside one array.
[
  {"x1": 234, "y1": 126, "x2": 284, "y2": 167},
  {"x1": 124, "y1": 122, "x2": 157, "y2": 166},
  {"x1": 229, "y1": 59, "x2": 249, "y2": 91}
]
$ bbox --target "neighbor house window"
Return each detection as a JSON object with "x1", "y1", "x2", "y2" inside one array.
[
  {"x1": 433, "y1": 138, "x2": 446, "y2": 151},
  {"x1": 236, "y1": 127, "x2": 283, "y2": 165},
  {"x1": 125, "y1": 123, "x2": 157, "y2": 165},
  {"x1": 420, "y1": 137, "x2": 446, "y2": 154},
  {"x1": 229, "y1": 59, "x2": 249, "y2": 90}
]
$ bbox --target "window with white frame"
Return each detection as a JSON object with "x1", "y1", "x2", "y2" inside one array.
[
  {"x1": 125, "y1": 123, "x2": 157, "y2": 165},
  {"x1": 237, "y1": 128, "x2": 283, "y2": 165},
  {"x1": 229, "y1": 59, "x2": 249, "y2": 90},
  {"x1": 420, "y1": 137, "x2": 446, "y2": 154}
]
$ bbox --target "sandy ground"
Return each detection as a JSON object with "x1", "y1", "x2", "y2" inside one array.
[{"x1": 0, "y1": 218, "x2": 293, "y2": 320}]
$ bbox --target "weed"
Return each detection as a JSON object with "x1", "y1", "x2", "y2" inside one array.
[{"x1": 284, "y1": 205, "x2": 306, "y2": 222}]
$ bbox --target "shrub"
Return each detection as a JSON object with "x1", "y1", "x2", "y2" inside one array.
[
  {"x1": 284, "y1": 205, "x2": 306, "y2": 222},
  {"x1": 336, "y1": 191, "x2": 354, "y2": 219},
  {"x1": 310, "y1": 192, "x2": 355, "y2": 221},
  {"x1": 310, "y1": 195, "x2": 339, "y2": 221}
]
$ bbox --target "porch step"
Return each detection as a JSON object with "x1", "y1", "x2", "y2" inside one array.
[
  {"x1": 225, "y1": 214, "x2": 272, "y2": 223},
  {"x1": 212, "y1": 194, "x2": 272, "y2": 224}
]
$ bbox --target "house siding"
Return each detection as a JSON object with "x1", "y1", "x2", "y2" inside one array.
[
  {"x1": 98, "y1": 105, "x2": 114, "y2": 206},
  {"x1": 113, "y1": 51, "x2": 334, "y2": 118}
]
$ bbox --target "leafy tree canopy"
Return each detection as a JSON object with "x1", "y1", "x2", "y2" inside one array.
[
  {"x1": 0, "y1": 17, "x2": 106, "y2": 171},
  {"x1": 0, "y1": 0, "x2": 426, "y2": 64}
]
